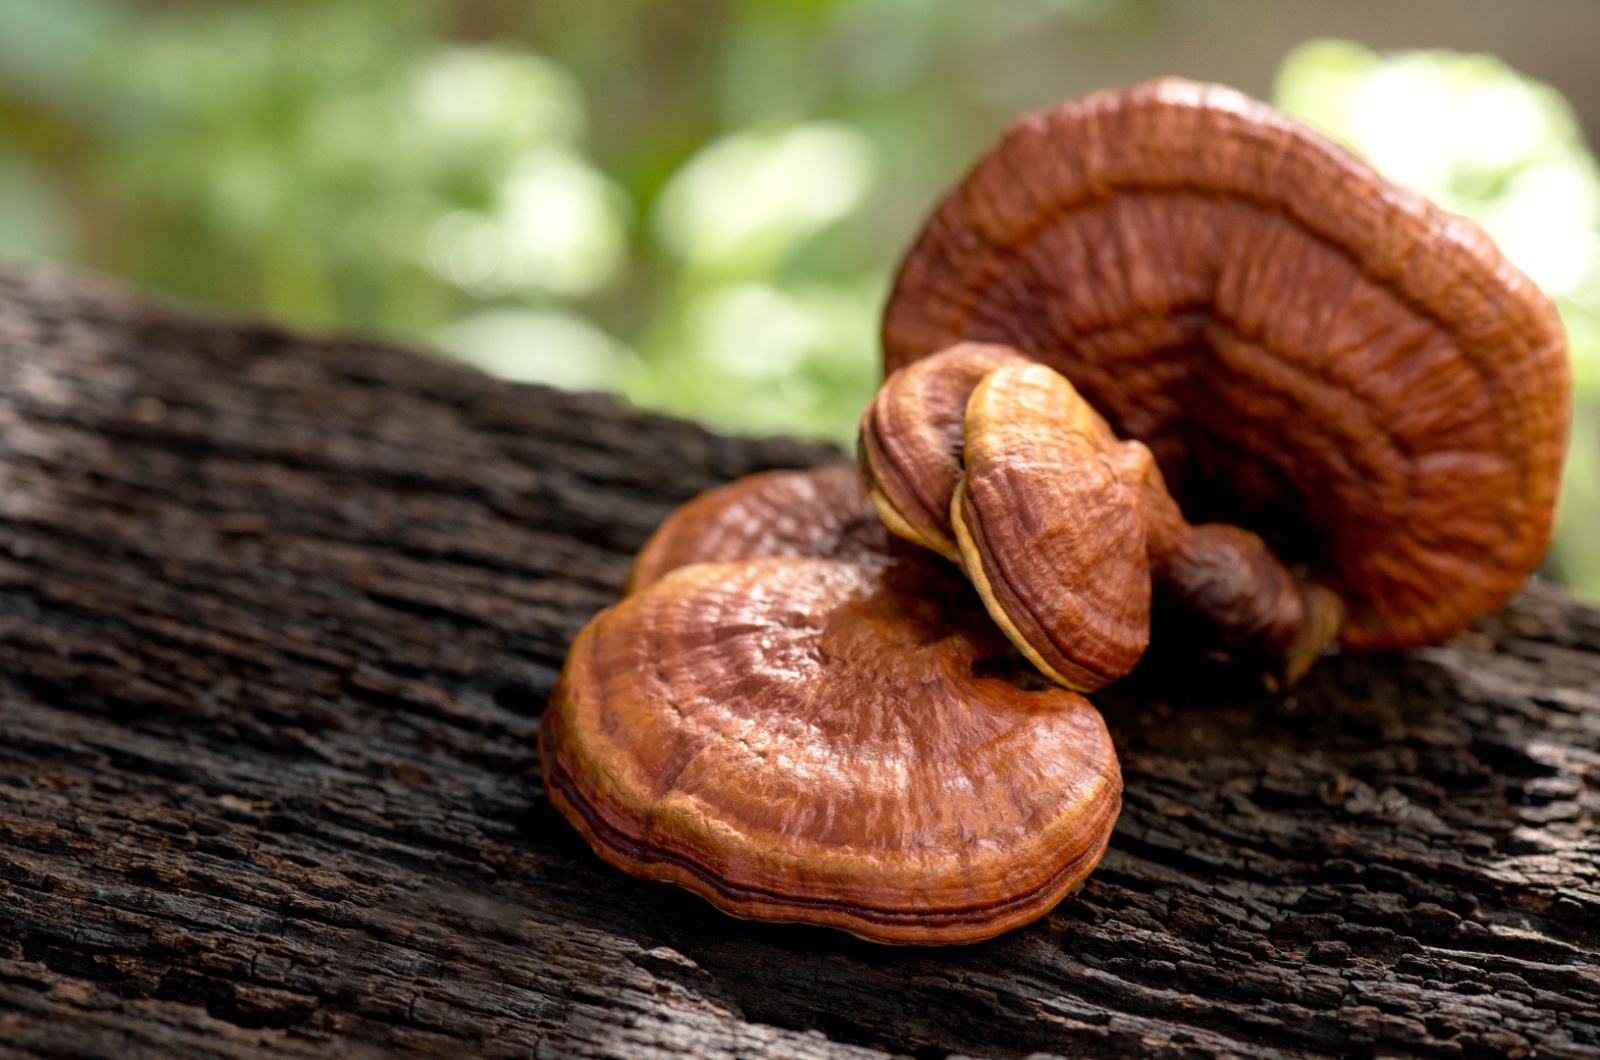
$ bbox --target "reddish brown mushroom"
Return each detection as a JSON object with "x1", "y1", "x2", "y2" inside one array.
[
  {"x1": 543, "y1": 560, "x2": 1121, "y2": 944},
  {"x1": 545, "y1": 467, "x2": 1123, "y2": 943},
  {"x1": 883, "y1": 78, "x2": 1571, "y2": 651},
  {"x1": 859, "y1": 342, "x2": 1030, "y2": 563},
  {"x1": 953, "y1": 361, "x2": 1152, "y2": 692}
]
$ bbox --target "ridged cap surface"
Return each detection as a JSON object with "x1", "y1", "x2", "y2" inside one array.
[
  {"x1": 542, "y1": 555, "x2": 1121, "y2": 944},
  {"x1": 883, "y1": 78, "x2": 1571, "y2": 649}
]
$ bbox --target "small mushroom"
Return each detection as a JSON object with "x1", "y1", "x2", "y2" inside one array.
[
  {"x1": 859, "y1": 342, "x2": 1030, "y2": 563},
  {"x1": 883, "y1": 78, "x2": 1571, "y2": 650},
  {"x1": 953, "y1": 361, "x2": 1151, "y2": 692},
  {"x1": 541, "y1": 553, "x2": 1122, "y2": 944}
]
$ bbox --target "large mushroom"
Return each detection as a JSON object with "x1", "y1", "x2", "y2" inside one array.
[
  {"x1": 883, "y1": 78, "x2": 1571, "y2": 651},
  {"x1": 542, "y1": 468, "x2": 1122, "y2": 944}
]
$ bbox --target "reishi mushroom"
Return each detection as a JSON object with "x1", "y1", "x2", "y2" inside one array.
[
  {"x1": 952, "y1": 361, "x2": 1152, "y2": 692},
  {"x1": 858, "y1": 342, "x2": 1031, "y2": 563},
  {"x1": 542, "y1": 468, "x2": 1122, "y2": 944},
  {"x1": 883, "y1": 78, "x2": 1571, "y2": 651}
]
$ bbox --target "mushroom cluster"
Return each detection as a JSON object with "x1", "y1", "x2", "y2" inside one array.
[{"x1": 540, "y1": 79, "x2": 1570, "y2": 944}]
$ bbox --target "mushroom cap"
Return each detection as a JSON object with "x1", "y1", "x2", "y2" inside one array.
[
  {"x1": 626, "y1": 465, "x2": 892, "y2": 595},
  {"x1": 954, "y1": 362, "x2": 1151, "y2": 691},
  {"x1": 541, "y1": 555, "x2": 1122, "y2": 944},
  {"x1": 882, "y1": 78, "x2": 1571, "y2": 650},
  {"x1": 859, "y1": 343, "x2": 1031, "y2": 563}
]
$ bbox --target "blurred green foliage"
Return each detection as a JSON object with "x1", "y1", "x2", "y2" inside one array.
[
  {"x1": 0, "y1": 0, "x2": 1595, "y2": 598},
  {"x1": 0, "y1": 0, "x2": 1163, "y2": 441}
]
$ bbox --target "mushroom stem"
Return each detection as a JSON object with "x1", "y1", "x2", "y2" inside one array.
[{"x1": 1126, "y1": 449, "x2": 1345, "y2": 687}]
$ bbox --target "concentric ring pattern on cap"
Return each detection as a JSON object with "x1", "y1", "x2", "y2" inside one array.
[
  {"x1": 541, "y1": 555, "x2": 1122, "y2": 944},
  {"x1": 883, "y1": 78, "x2": 1571, "y2": 649}
]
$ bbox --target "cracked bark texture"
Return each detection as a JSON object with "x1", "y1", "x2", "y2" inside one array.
[{"x1": 0, "y1": 268, "x2": 1598, "y2": 1060}]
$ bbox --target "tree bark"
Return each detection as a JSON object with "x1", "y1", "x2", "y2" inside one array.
[{"x1": 0, "y1": 267, "x2": 1597, "y2": 1060}]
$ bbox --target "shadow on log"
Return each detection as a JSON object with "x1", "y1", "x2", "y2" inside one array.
[{"x1": 1, "y1": 268, "x2": 1598, "y2": 1059}]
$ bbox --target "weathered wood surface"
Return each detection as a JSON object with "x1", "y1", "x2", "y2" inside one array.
[{"x1": 0, "y1": 268, "x2": 1598, "y2": 1060}]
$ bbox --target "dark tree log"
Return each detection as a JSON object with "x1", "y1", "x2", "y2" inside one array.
[{"x1": 0, "y1": 267, "x2": 1598, "y2": 1060}]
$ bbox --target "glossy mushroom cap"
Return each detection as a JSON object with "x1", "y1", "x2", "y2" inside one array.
[
  {"x1": 953, "y1": 362, "x2": 1151, "y2": 692},
  {"x1": 542, "y1": 555, "x2": 1122, "y2": 944},
  {"x1": 859, "y1": 343, "x2": 1030, "y2": 563},
  {"x1": 883, "y1": 78, "x2": 1571, "y2": 650},
  {"x1": 626, "y1": 465, "x2": 891, "y2": 594}
]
